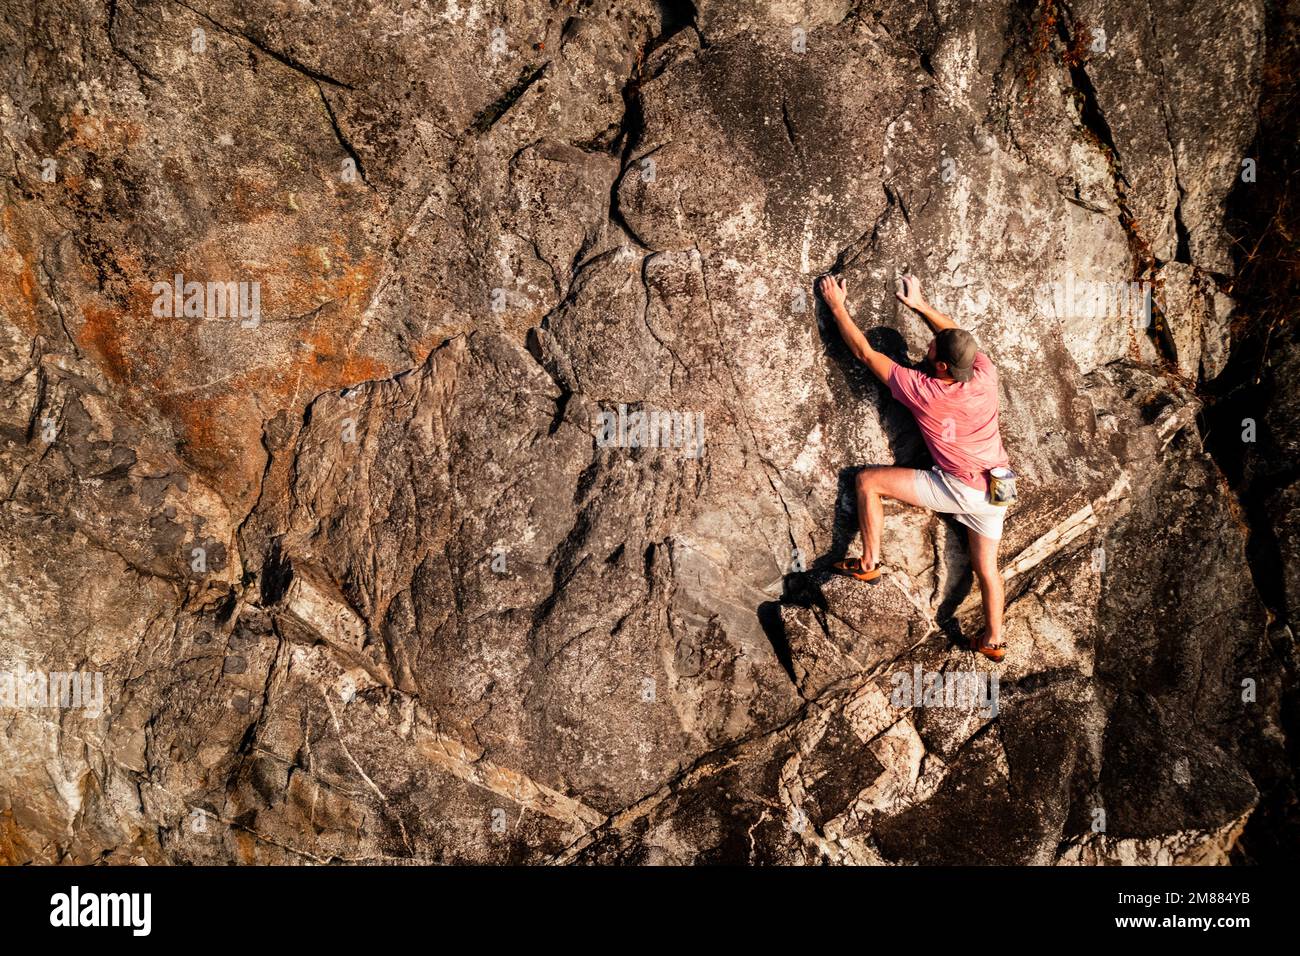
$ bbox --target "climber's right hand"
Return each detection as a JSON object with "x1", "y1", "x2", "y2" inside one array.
[
  {"x1": 896, "y1": 273, "x2": 926, "y2": 311},
  {"x1": 817, "y1": 274, "x2": 847, "y2": 310}
]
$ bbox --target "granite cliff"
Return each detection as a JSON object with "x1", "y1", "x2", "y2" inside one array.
[{"x1": 1, "y1": 0, "x2": 1296, "y2": 864}]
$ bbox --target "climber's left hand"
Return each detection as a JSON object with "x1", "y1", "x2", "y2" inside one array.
[{"x1": 817, "y1": 274, "x2": 847, "y2": 310}]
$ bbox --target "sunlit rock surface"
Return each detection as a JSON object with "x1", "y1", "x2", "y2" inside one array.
[{"x1": 0, "y1": 0, "x2": 1293, "y2": 864}]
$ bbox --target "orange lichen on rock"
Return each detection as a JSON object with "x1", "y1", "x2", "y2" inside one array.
[
  {"x1": 155, "y1": 387, "x2": 262, "y2": 501},
  {"x1": 0, "y1": 807, "x2": 36, "y2": 866},
  {"x1": 11, "y1": 165, "x2": 394, "y2": 507},
  {"x1": 137, "y1": 247, "x2": 390, "y2": 503},
  {"x1": 0, "y1": 206, "x2": 42, "y2": 335},
  {"x1": 63, "y1": 110, "x2": 145, "y2": 153},
  {"x1": 227, "y1": 172, "x2": 285, "y2": 225},
  {"x1": 79, "y1": 305, "x2": 137, "y2": 384},
  {"x1": 254, "y1": 239, "x2": 380, "y2": 315}
]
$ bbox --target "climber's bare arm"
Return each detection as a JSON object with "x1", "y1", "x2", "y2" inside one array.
[
  {"x1": 816, "y1": 275, "x2": 896, "y2": 385},
  {"x1": 895, "y1": 274, "x2": 957, "y2": 332}
]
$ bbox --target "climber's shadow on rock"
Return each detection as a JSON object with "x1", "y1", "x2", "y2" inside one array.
[
  {"x1": 809, "y1": 290, "x2": 930, "y2": 576},
  {"x1": 758, "y1": 305, "x2": 931, "y2": 676},
  {"x1": 756, "y1": 565, "x2": 826, "y2": 686},
  {"x1": 756, "y1": 286, "x2": 979, "y2": 669},
  {"x1": 814, "y1": 294, "x2": 918, "y2": 404},
  {"x1": 933, "y1": 518, "x2": 976, "y2": 645}
]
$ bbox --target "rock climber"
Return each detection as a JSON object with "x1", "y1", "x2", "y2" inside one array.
[{"x1": 816, "y1": 273, "x2": 1014, "y2": 662}]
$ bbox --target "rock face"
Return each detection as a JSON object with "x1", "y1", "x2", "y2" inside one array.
[{"x1": 0, "y1": 0, "x2": 1293, "y2": 864}]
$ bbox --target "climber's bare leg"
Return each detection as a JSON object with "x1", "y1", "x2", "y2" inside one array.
[
  {"x1": 854, "y1": 466, "x2": 930, "y2": 569},
  {"x1": 966, "y1": 527, "x2": 1005, "y2": 651}
]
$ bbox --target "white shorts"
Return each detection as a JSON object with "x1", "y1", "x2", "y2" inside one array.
[{"x1": 912, "y1": 466, "x2": 1009, "y2": 540}]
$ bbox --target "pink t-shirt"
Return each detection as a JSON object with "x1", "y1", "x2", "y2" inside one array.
[{"x1": 888, "y1": 352, "x2": 1010, "y2": 493}]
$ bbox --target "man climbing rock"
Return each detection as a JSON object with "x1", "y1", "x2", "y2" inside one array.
[{"x1": 817, "y1": 273, "x2": 1013, "y2": 662}]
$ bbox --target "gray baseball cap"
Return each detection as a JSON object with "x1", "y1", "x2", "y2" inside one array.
[{"x1": 935, "y1": 328, "x2": 977, "y2": 382}]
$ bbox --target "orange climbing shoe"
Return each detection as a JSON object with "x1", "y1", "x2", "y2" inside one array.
[
  {"x1": 968, "y1": 632, "x2": 1007, "y2": 662},
  {"x1": 833, "y1": 557, "x2": 881, "y2": 583}
]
